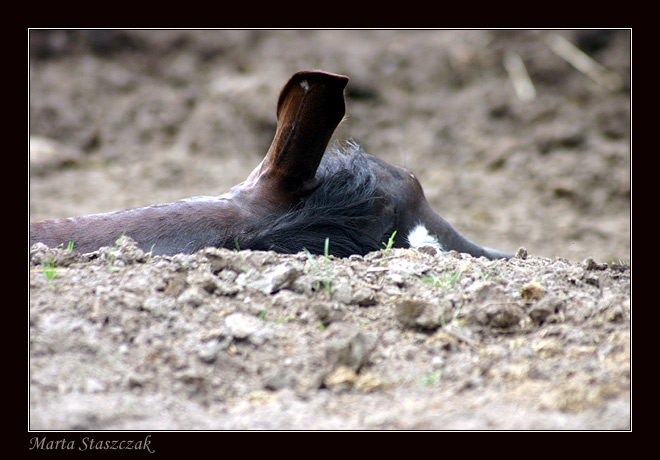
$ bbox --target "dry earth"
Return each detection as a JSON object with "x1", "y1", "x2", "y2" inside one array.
[{"x1": 29, "y1": 30, "x2": 631, "y2": 430}]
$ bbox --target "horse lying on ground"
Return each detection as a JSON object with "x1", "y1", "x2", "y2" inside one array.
[{"x1": 30, "y1": 70, "x2": 512, "y2": 260}]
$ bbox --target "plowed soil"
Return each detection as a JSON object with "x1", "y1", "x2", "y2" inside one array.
[{"x1": 29, "y1": 30, "x2": 631, "y2": 430}]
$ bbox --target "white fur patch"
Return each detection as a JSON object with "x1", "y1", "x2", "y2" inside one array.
[{"x1": 407, "y1": 224, "x2": 444, "y2": 251}]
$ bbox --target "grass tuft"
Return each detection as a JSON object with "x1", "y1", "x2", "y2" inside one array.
[{"x1": 304, "y1": 237, "x2": 334, "y2": 298}]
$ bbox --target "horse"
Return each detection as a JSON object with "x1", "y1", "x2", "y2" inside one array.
[{"x1": 30, "y1": 70, "x2": 512, "y2": 260}]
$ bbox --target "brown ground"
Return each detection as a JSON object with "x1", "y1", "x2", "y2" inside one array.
[{"x1": 29, "y1": 30, "x2": 631, "y2": 430}]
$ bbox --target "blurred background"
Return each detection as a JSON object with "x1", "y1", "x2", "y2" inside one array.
[{"x1": 29, "y1": 29, "x2": 631, "y2": 262}]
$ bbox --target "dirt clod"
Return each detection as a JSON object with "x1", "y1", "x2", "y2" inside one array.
[{"x1": 521, "y1": 281, "x2": 545, "y2": 301}]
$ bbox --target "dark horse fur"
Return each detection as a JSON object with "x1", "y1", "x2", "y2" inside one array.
[
  {"x1": 236, "y1": 142, "x2": 389, "y2": 257},
  {"x1": 30, "y1": 70, "x2": 512, "y2": 260}
]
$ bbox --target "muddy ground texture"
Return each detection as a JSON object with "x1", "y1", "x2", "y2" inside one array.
[{"x1": 29, "y1": 30, "x2": 631, "y2": 430}]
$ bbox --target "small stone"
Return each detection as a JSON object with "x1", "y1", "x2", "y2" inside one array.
[
  {"x1": 201, "y1": 247, "x2": 232, "y2": 273},
  {"x1": 263, "y1": 367, "x2": 297, "y2": 391},
  {"x1": 98, "y1": 236, "x2": 147, "y2": 266},
  {"x1": 535, "y1": 123, "x2": 585, "y2": 154},
  {"x1": 188, "y1": 271, "x2": 220, "y2": 293},
  {"x1": 515, "y1": 247, "x2": 528, "y2": 259},
  {"x1": 331, "y1": 278, "x2": 353, "y2": 303},
  {"x1": 324, "y1": 365, "x2": 357, "y2": 392},
  {"x1": 126, "y1": 374, "x2": 146, "y2": 389},
  {"x1": 352, "y1": 287, "x2": 377, "y2": 306},
  {"x1": 177, "y1": 286, "x2": 206, "y2": 307},
  {"x1": 313, "y1": 302, "x2": 345, "y2": 326},
  {"x1": 521, "y1": 281, "x2": 545, "y2": 301},
  {"x1": 388, "y1": 273, "x2": 405, "y2": 287},
  {"x1": 84, "y1": 377, "x2": 106, "y2": 393},
  {"x1": 474, "y1": 303, "x2": 523, "y2": 328},
  {"x1": 324, "y1": 323, "x2": 377, "y2": 371},
  {"x1": 417, "y1": 245, "x2": 438, "y2": 256},
  {"x1": 163, "y1": 273, "x2": 189, "y2": 297},
  {"x1": 197, "y1": 339, "x2": 224, "y2": 363},
  {"x1": 468, "y1": 283, "x2": 522, "y2": 328},
  {"x1": 395, "y1": 298, "x2": 449, "y2": 330},
  {"x1": 215, "y1": 279, "x2": 240, "y2": 296},
  {"x1": 528, "y1": 295, "x2": 563, "y2": 324},
  {"x1": 354, "y1": 372, "x2": 383, "y2": 392},
  {"x1": 224, "y1": 312, "x2": 272, "y2": 346},
  {"x1": 582, "y1": 257, "x2": 607, "y2": 271},
  {"x1": 253, "y1": 264, "x2": 302, "y2": 294},
  {"x1": 607, "y1": 305, "x2": 625, "y2": 323}
]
